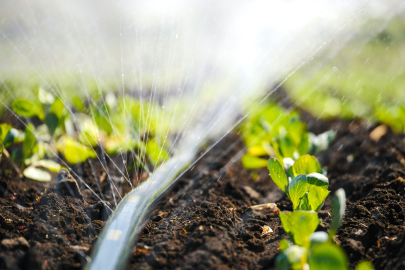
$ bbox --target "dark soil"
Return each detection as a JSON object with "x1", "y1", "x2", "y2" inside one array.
[{"x1": 1, "y1": 113, "x2": 405, "y2": 269}]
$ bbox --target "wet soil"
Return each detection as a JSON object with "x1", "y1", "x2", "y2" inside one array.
[{"x1": 1, "y1": 114, "x2": 405, "y2": 269}]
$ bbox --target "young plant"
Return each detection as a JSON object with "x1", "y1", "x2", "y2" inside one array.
[
  {"x1": 268, "y1": 155, "x2": 329, "y2": 211},
  {"x1": 270, "y1": 156, "x2": 374, "y2": 270},
  {"x1": 276, "y1": 189, "x2": 349, "y2": 270},
  {"x1": 240, "y1": 103, "x2": 335, "y2": 170},
  {"x1": 3, "y1": 89, "x2": 172, "y2": 181}
]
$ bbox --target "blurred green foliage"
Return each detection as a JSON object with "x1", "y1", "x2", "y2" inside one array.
[{"x1": 284, "y1": 18, "x2": 405, "y2": 133}]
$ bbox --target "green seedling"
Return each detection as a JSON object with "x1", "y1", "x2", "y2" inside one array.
[
  {"x1": 4, "y1": 90, "x2": 172, "y2": 181},
  {"x1": 268, "y1": 155, "x2": 329, "y2": 211},
  {"x1": 276, "y1": 187, "x2": 374, "y2": 270},
  {"x1": 240, "y1": 103, "x2": 335, "y2": 170}
]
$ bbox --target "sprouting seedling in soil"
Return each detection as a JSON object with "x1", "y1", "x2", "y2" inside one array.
[
  {"x1": 275, "y1": 185, "x2": 374, "y2": 270},
  {"x1": 240, "y1": 102, "x2": 335, "y2": 170},
  {"x1": 268, "y1": 154, "x2": 343, "y2": 270},
  {"x1": 268, "y1": 154, "x2": 329, "y2": 211}
]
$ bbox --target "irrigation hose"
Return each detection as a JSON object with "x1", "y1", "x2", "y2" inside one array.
[{"x1": 85, "y1": 151, "x2": 195, "y2": 270}]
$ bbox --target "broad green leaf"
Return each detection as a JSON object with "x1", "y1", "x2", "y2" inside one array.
[
  {"x1": 308, "y1": 242, "x2": 348, "y2": 270},
  {"x1": 57, "y1": 137, "x2": 96, "y2": 164},
  {"x1": 308, "y1": 187, "x2": 330, "y2": 211},
  {"x1": 32, "y1": 160, "x2": 62, "y2": 173},
  {"x1": 287, "y1": 175, "x2": 308, "y2": 209},
  {"x1": 292, "y1": 155, "x2": 322, "y2": 177},
  {"x1": 44, "y1": 113, "x2": 59, "y2": 136},
  {"x1": 23, "y1": 166, "x2": 52, "y2": 182},
  {"x1": 279, "y1": 210, "x2": 319, "y2": 246},
  {"x1": 268, "y1": 157, "x2": 288, "y2": 192},
  {"x1": 12, "y1": 99, "x2": 44, "y2": 120},
  {"x1": 242, "y1": 154, "x2": 267, "y2": 170},
  {"x1": 23, "y1": 124, "x2": 36, "y2": 161},
  {"x1": 330, "y1": 188, "x2": 346, "y2": 237},
  {"x1": 355, "y1": 260, "x2": 374, "y2": 270},
  {"x1": 306, "y1": 173, "x2": 329, "y2": 189},
  {"x1": 275, "y1": 245, "x2": 307, "y2": 270},
  {"x1": 306, "y1": 173, "x2": 330, "y2": 211}
]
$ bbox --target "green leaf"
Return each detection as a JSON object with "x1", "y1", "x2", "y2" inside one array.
[
  {"x1": 306, "y1": 173, "x2": 329, "y2": 189},
  {"x1": 298, "y1": 192, "x2": 311, "y2": 210},
  {"x1": 288, "y1": 175, "x2": 308, "y2": 209},
  {"x1": 11, "y1": 149, "x2": 23, "y2": 167},
  {"x1": 23, "y1": 166, "x2": 52, "y2": 182},
  {"x1": 12, "y1": 99, "x2": 44, "y2": 120},
  {"x1": 32, "y1": 160, "x2": 62, "y2": 173},
  {"x1": 292, "y1": 155, "x2": 322, "y2": 177},
  {"x1": 268, "y1": 157, "x2": 288, "y2": 192},
  {"x1": 279, "y1": 133, "x2": 295, "y2": 159},
  {"x1": 50, "y1": 98, "x2": 65, "y2": 120},
  {"x1": 0, "y1": 123, "x2": 13, "y2": 144},
  {"x1": 242, "y1": 154, "x2": 268, "y2": 169},
  {"x1": 355, "y1": 260, "x2": 374, "y2": 270},
  {"x1": 44, "y1": 113, "x2": 59, "y2": 136},
  {"x1": 23, "y1": 124, "x2": 36, "y2": 161},
  {"x1": 279, "y1": 210, "x2": 319, "y2": 246},
  {"x1": 57, "y1": 137, "x2": 96, "y2": 164},
  {"x1": 72, "y1": 96, "x2": 86, "y2": 112},
  {"x1": 308, "y1": 242, "x2": 348, "y2": 270},
  {"x1": 330, "y1": 188, "x2": 346, "y2": 237},
  {"x1": 276, "y1": 245, "x2": 307, "y2": 270},
  {"x1": 308, "y1": 187, "x2": 330, "y2": 211},
  {"x1": 288, "y1": 173, "x2": 329, "y2": 211},
  {"x1": 297, "y1": 132, "x2": 310, "y2": 156}
]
